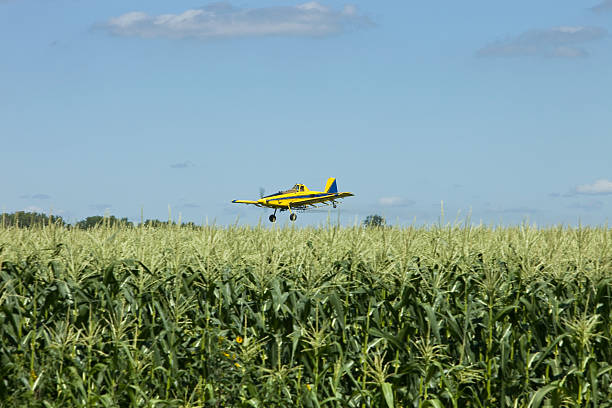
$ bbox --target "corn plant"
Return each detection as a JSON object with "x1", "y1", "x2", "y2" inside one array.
[{"x1": 0, "y1": 222, "x2": 610, "y2": 407}]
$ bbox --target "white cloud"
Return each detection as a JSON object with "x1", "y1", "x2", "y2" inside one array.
[
  {"x1": 574, "y1": 179, "x2": 612, "y2": 195},
  {"x1": 379, "y1": 197, "x2": 415, "y2": 207},
  {"x1": 592, "y1": 0, "x2": 612, "y2": 13},
  {"x1": 23, "y1": 206, "x2": 44, "y2": 213},
  {"x1": 342, "y1": 5, "x2": 357, "y2": 16},
  {"x1": 478, "y1": 26, "x2": 607, "y2": 58},
  {"x1": 108, "y1": 11, "x2": 149, "y2": 28},
  {"x1": 297, "y1": 2, "x2": 329, "y2": 12},
  {"x1": 102, "y1": 2, "x2": 371, "y2": 40}
]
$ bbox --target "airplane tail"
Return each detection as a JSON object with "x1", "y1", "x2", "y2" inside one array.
[{"x1": 324, "y1": 178, "x2": 338, "y2": 194}]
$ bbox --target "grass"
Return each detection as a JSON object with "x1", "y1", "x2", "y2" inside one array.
[{"x1": 0, "y1": 222, "x2": 611, "y2": 407}]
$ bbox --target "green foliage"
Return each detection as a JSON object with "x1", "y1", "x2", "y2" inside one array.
[
  {"x1": 141, "y1": 219, "x2": 197, "y2": 228},
  {"x1": 0, "y1": 211, "x2": 66, "y2": 228},
  {"x1": 142, "y1": 218, "x2": 173, "y2": 227},
  {"x1": 0, "y1": 223, "x2": 611, "y2": 407},
  {"x1": 75, "y1": 215, "x2": 133, "y2": 229},
  {"x1": 0, "y1": 212, "x2": 198, "y2": 230},
  {"x1": 364, "y1": 214, "x2": 386, "y2": 228}
]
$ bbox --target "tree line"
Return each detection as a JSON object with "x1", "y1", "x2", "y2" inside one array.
[
  {"x1": 0, "y1": 212, "x2": 198, "y2": 229},
  {"x1": 1, "y1": 211, "x2": 387, "y2": 229}
]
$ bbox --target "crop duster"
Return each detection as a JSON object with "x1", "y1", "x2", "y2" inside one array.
[{"x1": 232, "y1": 177, "x2": 354, "y2": 222}]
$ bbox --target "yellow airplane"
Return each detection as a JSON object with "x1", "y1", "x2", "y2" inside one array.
[{"x1": 232, "y1": 177, "x2": 354, "y2": 222}]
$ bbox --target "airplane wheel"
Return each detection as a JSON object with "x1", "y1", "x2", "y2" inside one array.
[
  {"x1": 290, "y1": 213, "x2": 297, "y2": 221},
  {"x1": 333, "y1": 203, "x2": 337, "y2": 208},
  {"x1": 269, "y1": 214, "x2": 276, "y2": 223}
]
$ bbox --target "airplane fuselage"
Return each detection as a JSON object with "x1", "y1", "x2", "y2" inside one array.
[{"x1": 257, "y1": 190, "x2": 342, "y2": 210}]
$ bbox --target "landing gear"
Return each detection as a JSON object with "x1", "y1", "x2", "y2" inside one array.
[
  {"x1": 289, "y1": 213, "x2": 297, "y2": 222},
  {"x1": 269, "y1": 209, "x2": 278, "y2": 223},
  {"x1": 332, "y1": 202, "x2": 337, "y2": 209}
]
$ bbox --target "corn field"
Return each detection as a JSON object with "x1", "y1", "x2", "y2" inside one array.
[{"x1": 1, "y1": 222, "x2": 611, "y2": 407}]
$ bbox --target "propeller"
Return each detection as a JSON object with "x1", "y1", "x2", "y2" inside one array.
[{"x1": 259, "y1": 187, "x2": 265, "y2": 199}]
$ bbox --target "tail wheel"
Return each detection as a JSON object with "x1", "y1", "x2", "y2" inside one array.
[
  {"x1": 289, "y1": 213, "x2": 297, "y2": 221},
  {"x1": 269, "y1": 214, "x2": 277, "y2": 223}
]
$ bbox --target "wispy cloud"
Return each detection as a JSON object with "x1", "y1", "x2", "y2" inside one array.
[
  {"x1": 592, "y1": 0, "x2": 612, "y2": 13},
  {"x1": 20, "y1": 193, "x2": 51, "y2": 200},
  {"x1": 552, "y1": 179, "x2": 612, "y2": 197},
  {"x1": 378, "y1": 197, "x2": 415, "y2": 207},
  {"x1": 19, "y1": 206, "x2": 65, "y2": 216},
  {"x1": 478, "y1": 26, "x2": 607, "y2": 58},
  {"x1": 170, "y1": 161, "x2": 194, "y2": 169},
  {"x1": 101, "y1": 2, "x2": 371, "y2": 40},
  {"x1": 32, "y1": 193, "x2": 51, "y2": 200},
  {"x1": 572, "y1": 179, "x2": 612, "y2": 195},
  {"x1": 497, "y1": 207, "x2": 540, "y2": 214},
  {"x1": 567, "y1": 200, "x2": 604, "y2": 211},
  {"x1": 89, "y1": 203, "x2": 113, "y2": 212},
  {"x1": 483, "y1": 206, "x2": 541, "y2": 215}
]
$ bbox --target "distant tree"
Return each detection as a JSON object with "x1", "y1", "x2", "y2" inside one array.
[
  {"x1": 363, "y1": 214, "x2": 385, "y2": 228},
  {"x1": 140, "y1": 219, "x2": 199, "y2": 228},
  {"x1": 0, "y1": 211, "x2": 66, "y2": 228},
  {"x1": 141, "y1": 219, "x2": 175, "y2": 227},
  {"x1": 75, "y1": 215, "x2": 133, "y2": 229}
]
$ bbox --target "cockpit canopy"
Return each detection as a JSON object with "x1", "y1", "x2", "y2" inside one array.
[{"x1": 263, "y1": 183, "x2": 308, "y2": 198}]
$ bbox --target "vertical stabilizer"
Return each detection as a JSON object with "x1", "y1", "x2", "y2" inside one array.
[{"x1": 324, "y1": 178, "x2": 338, "y2": 194}]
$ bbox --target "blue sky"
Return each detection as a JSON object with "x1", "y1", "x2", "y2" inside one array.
[{"x1": 1, "y1": 0, "x2": 611, "y2": 226}]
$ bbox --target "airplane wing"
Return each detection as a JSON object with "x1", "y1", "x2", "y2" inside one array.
[
  {"x1": 232, "y1": 199, "x2": 288, "y2": 209},
  {"x1": 232, "y1": 200, "x2": 263, "y2": 207},
  {"x1": 288, "y1": 192, "x2": 354, "y2": 208}
]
